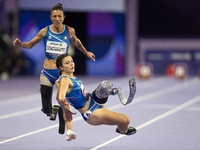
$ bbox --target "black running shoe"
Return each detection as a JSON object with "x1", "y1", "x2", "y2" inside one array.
[{"x1": 116, "y1": 127, "x2": 137, "y2": 135}]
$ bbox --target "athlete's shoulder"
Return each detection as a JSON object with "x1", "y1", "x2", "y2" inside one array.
[
  {"x1": 59, "y1": 75, "x2": 69, "y2": 80},
  {"x1": 67, "y1": 26, "x2": 75, "y2": 36},
  {"x1": 38, "y1": 26, "x2": 48, "y2": 37},
  {"x1": 66, "y1": 25, "x2": 73, "y2": 30},
  {"x1": 75, "y1": 76, "x2": 81, "y2": 81},
  {"x1": 58, "y1": 75, "x2": 69, "y2": 84},
  {"x1": 59, "y1": 75, "x2": 76, "y2": 81}
]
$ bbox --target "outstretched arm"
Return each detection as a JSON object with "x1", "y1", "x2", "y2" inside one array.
[
  {"x1": 13, "y1": 27, "x2": 46, "y2": 49},
  {"x1": 56, "y1": 80, "x2": 77, "y2": 140},
  {"x1": 69, "y1": 27, "x2": 95, "y2": 61},
  {"x1": 56, "y1": 79, "x2": 76, "y2": 121}
]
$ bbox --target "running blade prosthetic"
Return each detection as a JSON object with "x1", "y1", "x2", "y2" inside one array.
[{"x1": 118, "y1": 78, "x2": 136, "y2": 105}]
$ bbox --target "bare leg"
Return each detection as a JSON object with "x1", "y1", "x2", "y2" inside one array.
[
  {"x1": 86, "y1": 108, "x2": 130, "y2": 134},
  {"x1": 63, "y1": 111, "x2": 77, "y2": 141},
  {"x1": 65, "y1": 121, "x2": 77, "y2": 141}
]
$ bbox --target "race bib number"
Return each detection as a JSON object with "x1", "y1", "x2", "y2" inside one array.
[
  {"x1": 46, "y1": 41, "x2": 67, "y2": 55},
  {"x1": 83, "y1": 110, "x2": 92, "y2": 119}
]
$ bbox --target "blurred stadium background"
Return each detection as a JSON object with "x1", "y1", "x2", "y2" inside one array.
[{"x1": 0, "y1": 0, "x2": 200, "y2": 80}]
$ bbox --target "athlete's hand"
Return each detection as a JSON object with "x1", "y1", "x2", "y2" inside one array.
[
  {"x1": 13, "y1": 38, "x2": 21, "y2": 47},
  {"x1": 58, "y1": 98, "x2": 68, "y2": 105},
  {"x1": 64, "y1": 110, "x2": 76, "y2": 121},
  {"x1": 87, "y1": 52, "x2": 95, "y2": 61}
]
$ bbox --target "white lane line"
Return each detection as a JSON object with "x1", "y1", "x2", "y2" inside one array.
[
  {"x1": 0, "y1": 103, "x2": 58, "y2": 120},
  {"x1": 0, "y1": 77, "x2": 165, "y2": 105},
  {"x1": 108, "y1": 77, "x2": 199, "y2": 111},
  {"x1": 0, "y1": 78, "x2": 167, "y2": 119},
  {"x1": 136, "y1": 95, "x2": 200, "y2": 130},
  {"x1": 0, "y1": 107, "x2": 40, "y2": 120},
  {"x1": 0, "y1": 116, "x2": 82, "y2": 145},
  {"x1": 0, "y1": 124, "x2": 58, "y2": 145},
  {"x1": 90, "y1": 95, "x2": 200, "y2": 150},
  {"x1": 0, "y1": 93, "x2": 41, "y2": 105},
  {"x1": 0, "y1": 78, "x2": 198, "y2": 120},
  {"x1": 0, "y1": 78, "x2": 199, "y2": 144}
]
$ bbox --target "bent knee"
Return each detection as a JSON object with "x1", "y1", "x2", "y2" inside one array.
[
  {"x1": 127, "y1": 118, "x2": 130, "y2": 125},
  {"x1": 124, "y1": 116, "x2": 130, "y2": 125}
]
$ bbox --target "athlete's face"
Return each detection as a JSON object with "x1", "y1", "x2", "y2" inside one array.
[
  {"x1": 50, "y1": 10, "x2": 65, "y2": 28},
  {"x1": 60, "y1": 56, "x2": 75, "y2": 74}
]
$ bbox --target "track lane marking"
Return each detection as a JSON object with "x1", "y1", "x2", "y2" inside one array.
[
  {"x1": 0, "y1": 116, "x2": 82, "y2": 145},
  {"x1": 0, "y1": 78, "x2": 199, "y2": 145},
  {"x1": 0, "y1": 77, "x2": 167, "y2": 105},
  {"x1": 0, "y1": 78, "x2": 198, "y2": 119},
  {"x1": 90, "y1": 95, "x2": 200, "y2": 150}
]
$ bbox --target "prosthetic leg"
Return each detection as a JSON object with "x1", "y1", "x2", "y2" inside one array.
[
  {"x1": 50, "y1": 105, "x2": 60, "y2": 120},
  {"x1": 58, "y1": 107, "x2": 65, "y2": 134},
  {"x1": 117, "y1": 78, "x2": 136, "y2": 105},
  {"x1": 92, "y1": 80, "x2": 113, "y2": 104},
  {"x1": 40, "y1": 85, "x2": 53, "y2": 116},
  {"x1": 92, "y1": 78, "x2": 136, "y2": 106}
]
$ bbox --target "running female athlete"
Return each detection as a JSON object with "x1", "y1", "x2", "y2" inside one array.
[
  {"x1": 56, "y1": 53, "x2": 137, "y2": 136},
  {"x1": 13, "y1": 3, "x2": 95, "y2": 117}
]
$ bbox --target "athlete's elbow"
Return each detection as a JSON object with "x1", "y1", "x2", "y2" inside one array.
[
  {"x1": 28, "y1": 43, "x2": 35, "y2": 49},
  {"x1": 26, "y1": 42, "x2": 37, "y2": 49},
  {"x1": 22, "y1": 43, "x2": 32, "y2": 49}
]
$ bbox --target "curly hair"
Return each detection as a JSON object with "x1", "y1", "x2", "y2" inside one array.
[{"x1": 51, "y1": 3, "x2": 64, "y2": 15}]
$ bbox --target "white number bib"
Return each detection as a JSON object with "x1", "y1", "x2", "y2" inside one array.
[
  {"x1": 46, "y1": 41, "x2": 67, "y2": 55},
  {"x1": 83, "y1": 110, "x2": 92, "y2": 119}
]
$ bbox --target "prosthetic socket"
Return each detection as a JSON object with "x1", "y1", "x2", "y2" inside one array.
[
  {"x1": 92, "y1": 80, "x2": 114, "y2": 104},
  {"x1": 40, "y1": 85, "x2": 53, "y2": 116}
]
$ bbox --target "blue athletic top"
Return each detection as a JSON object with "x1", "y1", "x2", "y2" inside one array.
[
  {"x1": 44, "y1": 25, "x2": 71, "y2": 59},
  {"x1": 58, "y1": 75, "x2": 89, "y2": 109}
]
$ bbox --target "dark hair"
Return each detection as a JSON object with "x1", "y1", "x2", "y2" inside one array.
[
  {"x1": 51, "y1": 3, "x2": 64, "y2": 15},
  {"x1": 56, "y1": 53, "x2": 71, "y2": 75}
]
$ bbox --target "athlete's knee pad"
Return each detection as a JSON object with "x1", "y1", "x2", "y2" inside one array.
[
  {"x1": 40, "y1": 85, "x2": 53, "y2": 116},
  {"x1": 92, "y1": 80, "x2": 113, "y2": 104}
]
